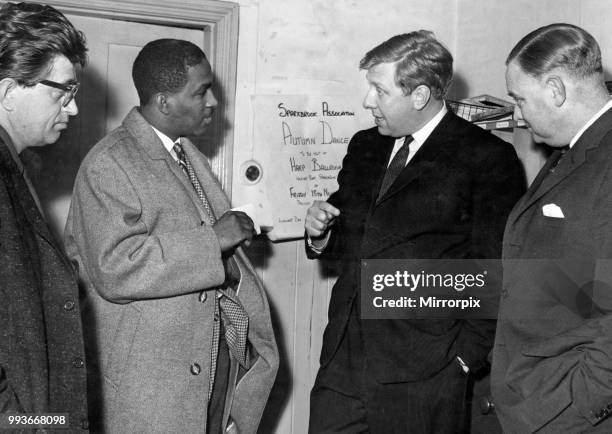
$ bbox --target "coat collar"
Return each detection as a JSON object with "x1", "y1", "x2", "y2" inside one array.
[
  {"x1": 121, "y1": 107, "x2": 231, "y2": 219},
  {"x1": 0, "y1": 129, "x2": 64, "y2": 256},
  {"x1": 122, "y1": 107, "x2": 171, "y2": 160}
]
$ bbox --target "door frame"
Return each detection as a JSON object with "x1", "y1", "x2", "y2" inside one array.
[{"x1": 22, "y1": 0, "x2": 239, "y2": 195}]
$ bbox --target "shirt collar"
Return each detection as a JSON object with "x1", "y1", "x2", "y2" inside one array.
[
  {"x1": 392, "y1": 102, "x2": 447, "y2": 157},
  {"x1": 411, "y1": 102, "x2": 448, "y2": 147},
  {"x1": 569, "y1": 98, "x2": 612, "y2": 148},
  {"x1": 151, "y1": 125, "x2": 180, "y2": 160}
]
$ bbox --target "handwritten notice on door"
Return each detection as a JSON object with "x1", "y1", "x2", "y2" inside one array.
[{"x1": 252, "y1": 95, "x2": 363, "y2": 241}]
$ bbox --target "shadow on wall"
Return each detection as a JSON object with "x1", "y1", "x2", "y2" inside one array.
[
  {"x1": 446, "y1": 72, "x2": 469, "y2": 101},
  {"x1": 21, "y1": 65, "x2": 108, "y2": 242},
  {"x1": 244, "y1": 238, "x2": 293, "y2": 433}
]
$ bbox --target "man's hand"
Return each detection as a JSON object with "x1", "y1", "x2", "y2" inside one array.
[
  {"x1": 305, "y1": 201, "x2": 340, "y2": 238},
  {"x1": 213, "y1": 211, "x2": 255, "y2": 252}
]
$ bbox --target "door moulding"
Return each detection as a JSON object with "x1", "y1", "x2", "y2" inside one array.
[{"x1": 29, "y1": 0, "x2": 239, "y2": 196}]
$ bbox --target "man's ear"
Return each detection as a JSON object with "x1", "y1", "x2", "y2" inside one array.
[
  {"x1": 411, "y1": 85, "x2": 431, "y2": 111},
  {"x1": 154, "y1": 92, "x2": 171, "y2": 115},
  {"x1": 545, "y1": 75, "x2": 566, "y2": 107},
  {"x1": 0, "y1": 78, "x2": 18, "y2": 111}
]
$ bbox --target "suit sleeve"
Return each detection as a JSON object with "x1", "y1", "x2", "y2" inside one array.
[
  {"x1": 303, "y1": 191, "x2": 344, "y2": 260},
  {"x1": 456, "y1": 135, "x2": 526, "y2": 371},
  {"x1": 304, "y1": 132, "x2": 370, "y2": 261},
  {"x1": 65, "y1": 151, "x2": 226, "y2": 303}
]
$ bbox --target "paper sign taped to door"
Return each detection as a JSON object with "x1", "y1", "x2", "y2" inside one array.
[{"x1": 248, "y1": 94, "x2": 368, "y2": 241}]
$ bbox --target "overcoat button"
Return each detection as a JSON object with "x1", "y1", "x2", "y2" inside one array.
[
  {"x1": 190, "y1": 363, "x2": 201, "y2": 375},
  {"x1": 479, "y1": 396, "x2": 495, "y2": 415}
]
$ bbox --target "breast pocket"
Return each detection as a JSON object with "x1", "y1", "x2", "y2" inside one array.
[{"x1": 541, "y1": 215, "x2": 566, "y2": 228}]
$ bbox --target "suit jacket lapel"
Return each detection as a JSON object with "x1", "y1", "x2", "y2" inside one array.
[
  {"x1": 0, "y1": 138, "x2": 62, "y2": 255},
  {"x1": 369, "y1": 135, "x2": 395, "y2": 206},
  {"x1": 374, "y1": 111, "x2": 455, "y2": 207},
  {"x1": 507, "y1": 149, "x2": 564, "y2": 226},
  {"x1": 509, "y1": 107, "x2": 612, "y2": 225}
]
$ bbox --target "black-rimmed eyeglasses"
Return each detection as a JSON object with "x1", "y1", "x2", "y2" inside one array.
[{"x1": 38, "y1": 79, "x2": 80, "y2": 108}]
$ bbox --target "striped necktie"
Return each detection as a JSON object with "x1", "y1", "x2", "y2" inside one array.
[
  {"x1": 173, "y1": 141, "x2": 251, "y2": 388},
  {"x1": 377, "y1": 135, "x2": 414, "y2": 201}
]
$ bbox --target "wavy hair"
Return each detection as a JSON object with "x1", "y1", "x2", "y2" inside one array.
[
  {"x1": 0, "y1": 2, "x2": 87, "y2": 85},
  {"x1": 359, "y1": 30, "x2": 453, "y2": 99}
]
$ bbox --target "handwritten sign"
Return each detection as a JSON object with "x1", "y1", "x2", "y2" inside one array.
[{"x1": 252, "y1": 95, "x2": 364, "y2": 241}]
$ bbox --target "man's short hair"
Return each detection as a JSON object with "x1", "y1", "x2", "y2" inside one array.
[
  {"x1": 507, "y1": 23, "x2": 602, "y2": 79},
  {"x1": 132, "y1": 39, "x2": 207, "y2": 106},
  {"x1": 359, "y1": 30, "x2": 453, "y2": 99},
  {"x1": 0, "y1": 2, "x2": 87, "y2": 85}
]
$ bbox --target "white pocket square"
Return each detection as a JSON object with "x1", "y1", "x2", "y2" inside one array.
[{"x1": 542, "y1": 203, "x2": 564, "y2": 218}]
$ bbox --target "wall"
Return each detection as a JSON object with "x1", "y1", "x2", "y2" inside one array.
[
  {"x1": 229, "y1": 1, "x2": 458, "y2": 432},
  {"x1": 455, "y1": 0, "x2": 612, "y2": 183},
  {"x1": 23, "y1": 1, "x2": 611, "y2": 433},
  {"x1": 231, "y1": 2, "x2": 612, "y2": 432}
]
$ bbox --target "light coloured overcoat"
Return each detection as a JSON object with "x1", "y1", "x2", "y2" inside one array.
[{"x1": 65, "y1": 107, "x2": 278, "y2": 433}]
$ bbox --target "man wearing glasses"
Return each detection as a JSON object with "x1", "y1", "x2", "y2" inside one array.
[
  {"x1": 39, "y1": 80, "x2": 80, "y2": 108},
  {"x1": 0, "y1": 2, "x2": 89, "y2": 431}
]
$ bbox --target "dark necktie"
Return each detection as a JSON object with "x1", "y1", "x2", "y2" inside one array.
[
  {"x1": 173, "y1": 142, "x2": 250, "y2": 379},
  {"x1": 523, "y1": 146, "x2": 570, "y2": 205},
  {"x1": 377, "y1": 135, "x2": 414, "y2": 201},
  {"x1": 548, "y1": 146, "x2": 569, "y2": 174}
]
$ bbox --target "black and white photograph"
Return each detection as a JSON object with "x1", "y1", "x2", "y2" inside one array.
[{"x1": 1, "y1": 1, "x2": 612, "y2": 433}]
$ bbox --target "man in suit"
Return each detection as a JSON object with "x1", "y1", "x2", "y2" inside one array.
[
  {"x1": 65, "y1": 39, "x2": 278, "y2": 433},
  {"x1": 305, "y1": 30, "x2": 525, "y2": 433},
  {"x1": 492, "y1": 23, "x2": 612, "y2": 433},
  {"x1": 0, "y1": 2, "x2": 89, "y2": 430}
]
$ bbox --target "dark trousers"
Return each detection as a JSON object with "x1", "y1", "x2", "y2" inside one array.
[
  {"x1": 310, "y1": 356, "x2": 469, "y2": 434},
  {"x1": 309, "y1": 303, "x2": 469, "y2": 434},
  {"x1": 207, "y1": 326, "x2": 230, "y2": 434}
]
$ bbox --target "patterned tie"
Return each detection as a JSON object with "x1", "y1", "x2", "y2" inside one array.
[
  {"x1": 377, "y1": 135, "x2": 414, "y2": 201},
  {"x1": 173, "y1": 141, "x2": 251, "y2": 393}
]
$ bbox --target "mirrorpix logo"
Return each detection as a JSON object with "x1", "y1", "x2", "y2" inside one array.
[{"x1": 361, "y1": 259, "x2": 501, "y2": 319}]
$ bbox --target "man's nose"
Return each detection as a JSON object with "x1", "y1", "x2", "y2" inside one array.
[
  {"x1": 206, "y1": 89, "x2": 218, "y2": 108},
  {"x1": 63, "y1": 97, "x2": 78, "y2": 116},
  {"x1": 363, "y1": 89, "x2": 375, "y2": 109}
]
